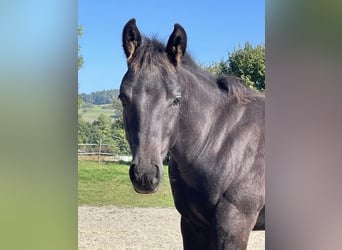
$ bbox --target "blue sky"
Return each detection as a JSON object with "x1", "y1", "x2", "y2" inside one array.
[{"x1": 78, "y1": 0, "x2": 264, "y2": 93}]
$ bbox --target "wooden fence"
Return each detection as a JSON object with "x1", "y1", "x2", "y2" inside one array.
[{"x1": 78, "y1": 143, "x2": 131, "y2": 163}]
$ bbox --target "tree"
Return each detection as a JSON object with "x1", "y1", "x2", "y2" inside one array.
[
  {"x1": 80, "y1": 89, "x2": 120, "y2": 105},
  {"x1": 77, "y1": 110, "x2": 131, "y2": 155},
  {"x1": 78, "y1": 95, "x2": 83, "y2": 109},
  {"x1": 78, "y1": 25, "x2": 84, "y2": 71},
  {"x1": 204, "y1": 42, "x2": 265, "y2": 91},
  {"x1": 112, "y1": 97, "x2": 123, "y2": 114},
  {"x1": 78, "y1": 25, "x2": 84, "y2": 108},
  {"x1": 111, "y1": 117, "x2": 130, "y2": 155},
  {"x1": 228, "y1": 42, "x2": 265, "y2": 91},
  {"x1": 206, "y1": 60, "x2": 229, "y2": 75},
  {"x1": 92, "y1": 113, "x2": 112, "y2": 144},
  {"x1": 78, "y1": 115, "x2": 91, "y2": 144}
]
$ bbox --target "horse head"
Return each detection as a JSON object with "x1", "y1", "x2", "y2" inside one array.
[{"x1": 120, "y1": 19, "x2": 187, "y2": 193}]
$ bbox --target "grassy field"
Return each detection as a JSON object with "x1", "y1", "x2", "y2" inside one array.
[
  {"x1": 78, "y1": 161, "x2": 174, "y2": 207},
  {"x1": 79, "y1": 104, "x2": 118, "y2": 123}
]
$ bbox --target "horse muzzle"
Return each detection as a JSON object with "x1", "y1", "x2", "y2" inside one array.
[{"x1": 129, "y1": 163, "x2": 162, "y2": 194}]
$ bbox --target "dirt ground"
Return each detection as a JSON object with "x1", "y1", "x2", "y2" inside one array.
[{"x1": 79, "y1": 206, "x2": 265, "y2": 250}]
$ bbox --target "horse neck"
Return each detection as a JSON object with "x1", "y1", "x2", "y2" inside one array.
[
  {"x1": 171, "y1": 65, "x2": 225, "y2": 163},
  {"x1": 181, "y1": 63, "x2": 222, "y2": 107}
]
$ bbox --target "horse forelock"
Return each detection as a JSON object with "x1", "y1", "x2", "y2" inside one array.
[{"x1": 129, "y1": 37, "x2": 175, "y2": 75}]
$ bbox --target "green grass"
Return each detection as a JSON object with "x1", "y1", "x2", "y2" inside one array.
[
  {"x1": 78, "y1": 161, "x2": 175, "y2": 207},
  {"x1": 79, "y1": 104, "x2": 117, "y2": 122}
]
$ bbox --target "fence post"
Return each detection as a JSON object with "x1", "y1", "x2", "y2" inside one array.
[{"x1": 98, "y1": 139, "x2": 102, "y2": 165}]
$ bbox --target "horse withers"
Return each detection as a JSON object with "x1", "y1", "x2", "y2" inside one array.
[{"x1": 120, "y1": 18, "x2": 265, "y2": 250}]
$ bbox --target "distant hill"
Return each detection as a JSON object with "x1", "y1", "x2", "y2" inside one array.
[
  {"x1": 79, "y1": 104, "x2": 119, "y2": 123},
  {"x1": 79, "y1": 89, "x2": 122, "y2": 123},
  {"x1": 80, "y1": 89, "x2": 119, "y2": 105}
]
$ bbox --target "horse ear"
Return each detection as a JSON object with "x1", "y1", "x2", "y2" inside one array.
[
  {"x1": 122, "y1": 18, "x2": 142, "y2": 61},
  {"x1": 166, "y1": 24, "x2": 187, "y2": 65}
]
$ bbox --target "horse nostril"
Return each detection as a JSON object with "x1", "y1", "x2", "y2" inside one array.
[
  {"x1": 151, "y1": 165, "x2": 161, "y2": 185},
  {"x1": 154, "y1": 165, "x2": 160, "y2": 179}
]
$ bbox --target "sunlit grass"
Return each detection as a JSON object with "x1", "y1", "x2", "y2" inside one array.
[{"x1": 78, "y1": 161, "x2": 174, "y2": 207}]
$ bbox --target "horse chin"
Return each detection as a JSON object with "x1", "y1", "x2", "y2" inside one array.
[{"x1": 133, "y1": 184, "x2": 160, "y2": 194}]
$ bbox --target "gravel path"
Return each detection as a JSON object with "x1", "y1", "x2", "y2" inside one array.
[{"x1": 79, "y1": 206, "x2": 265, "y2": 250}]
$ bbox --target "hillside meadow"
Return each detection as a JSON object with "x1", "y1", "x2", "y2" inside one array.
[{"x1": 78, "y1": 104, "x2": 117, "y2": 123}]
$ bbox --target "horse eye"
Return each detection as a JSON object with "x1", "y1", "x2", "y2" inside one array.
[{"x1": 172, "y1": 96, "x2": 181, "y2": 105}]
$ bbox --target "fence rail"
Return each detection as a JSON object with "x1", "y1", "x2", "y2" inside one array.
[{"x1": 78, "y1": 143, "x2": 132, "y2": 163}]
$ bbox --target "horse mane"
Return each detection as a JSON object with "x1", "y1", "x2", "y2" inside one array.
[
  {"x1": 216, "y1": 75, "x2": 261, "y2": 104},
  {"x1": 177, "y1": 47, "x2": 261, "y2": 105},
  {"x1": 130, "y1": 36, "x2": 262, "y2": 104},
  {"x1": 181, "y1": 55, "x2": 261, "y2": 105}
]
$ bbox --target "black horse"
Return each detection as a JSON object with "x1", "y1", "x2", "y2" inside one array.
[{"x1": 120, "y1": 19, "x2": 265, "y2": 250}]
